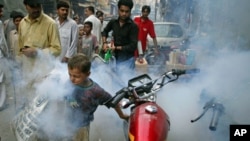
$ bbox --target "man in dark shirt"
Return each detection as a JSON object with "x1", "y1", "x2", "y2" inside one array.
[{"x1": 101, "y1": 0, "x2": 138, "y2": 67}]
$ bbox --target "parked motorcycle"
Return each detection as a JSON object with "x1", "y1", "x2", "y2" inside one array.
[{"x1": 106, "y1": 69, "x2": 199, "y2": 141}]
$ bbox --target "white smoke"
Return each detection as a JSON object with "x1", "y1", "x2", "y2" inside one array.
[
  {"x1": 10, "y1": 47, "x2": 250, "y2": 141},
  {"x1": 156, "y1": 49, "x2": 250, "y2": 141},
  {"x1": 28, "y1": 50, "x2": 250, "y2": 140},
  {"x1": 6, "y1": 0, "x2": 250, "y2": 140}
]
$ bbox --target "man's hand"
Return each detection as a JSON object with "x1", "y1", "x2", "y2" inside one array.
[
  {"x1": 154, "y1": 47, "x2": 160, "y2": 55},
  {"x1": 21, "y1": 47, "x2": 37, "y2": 58},
  {"x1": 62, "y1": 57, "x2": 69, "y2": 63},
  {"x1": 102, "y1": 43, "x2": 109, "y2": 52},
  {"x1": 110, "y1": 45, "x2": 116, "y2": 51}
]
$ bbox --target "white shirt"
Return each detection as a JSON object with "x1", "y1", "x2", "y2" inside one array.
[
  {"x1": 0, "y1": 21, "x2": 9, "y2": 58},
  {"x1": 55, "y1": 17, "x2": 79, "y2": 60},
  {"x1": 84, "y1": 14, "x2": 102, "y2": 44},
  {"x1": 9, "y1": 29, "x2": 18, "y2": 59}
]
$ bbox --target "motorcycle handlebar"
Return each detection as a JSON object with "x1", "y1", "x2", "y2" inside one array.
[
  {"x1": 209, "y1": 108, "x2": 220, "y2": 131},
  {"x1": 172, "y1": 68, "x2": 200, "y2": 76},
  {"x1": 107, "y1": 69, "x2": 200, "y2": 108},
  {"x1": 209, "y1": 103, "x2": 224, "y2": 131},
  {"x1": 107, "y1": 88, "x2": 129, "y2": 108},
  {"x1": 191, "y1": 97, "x2": 224, "y2": 131}
]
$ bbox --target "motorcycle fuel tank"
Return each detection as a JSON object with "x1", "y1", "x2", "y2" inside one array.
[{"x1": 128, "y1": 102, "x2": 170, "y2": 141}]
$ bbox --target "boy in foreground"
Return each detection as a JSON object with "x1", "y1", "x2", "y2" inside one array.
[{"x1": 67, "y1": 53, "x2": 129, "y2": 141}]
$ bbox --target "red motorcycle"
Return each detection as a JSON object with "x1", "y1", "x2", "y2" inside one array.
[{"x1": 107, "y1": 69, "x2": 199, "y2": 141}]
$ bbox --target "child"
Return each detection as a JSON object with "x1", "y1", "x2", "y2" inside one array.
[
  {"x1": 77, "y1": 24, "x2": 84, "y2": 53},
  {"x1": 67, "y1": 53, "x2": 129, "y2": 141},
  {"x1": 77, "y1": 21, "x2": 99, "y2": 60},
  {"x1": 9, "y1": 11, "x2": 24, "y2": 59}
]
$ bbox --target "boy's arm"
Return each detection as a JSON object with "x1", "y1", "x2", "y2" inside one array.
[
  {"x1": 93, "y1": 35, "x2": 99, "y2": 53},
  {"x1": 114, "y1": 104, "x2": 129, "y2": 121}
]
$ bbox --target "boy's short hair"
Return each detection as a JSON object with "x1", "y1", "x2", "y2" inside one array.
[
  {"x1": 118, "y1": 0, "x2": 133, "y2": 10},
  {"x1": 12, "y1": 11, "x2": 24, "y2": 21},
  {"x1": 57, "y1": 0, "x2": 70, "y2": 9},
  {"x1": 84, "y1": 21, "x2": 93, "y2": 29},
  {"x1": 68, "y1": 53, "x2": 91, "y2": 73}
]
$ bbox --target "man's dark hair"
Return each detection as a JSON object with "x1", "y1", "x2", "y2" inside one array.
[
  {"x1": 142, "y1": 5, "x2": 151, "y2": 13},
  {"x1": 57, "y1": 0, "x2": 70, "y2": 9},
  {"x1": 23, "y1": 0, "x2": 43, "y2": 5},
  {"x1": 118, "y1": 0, "x2": 133, "y2": 10},
  {"x1": 86, "y1": 6, "x2": 95, "y2": 14},
  {"x1": 0, "y1": 4, "x2": 4, "y2": 8},
  {"x1": 84, "y1": 21, "x2": 93, "y2": 29}
]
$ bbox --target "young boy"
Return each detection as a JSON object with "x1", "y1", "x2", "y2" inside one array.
[
  {"x1": 67, "y1": 53, "x2": 129, "y2": 141},
  {"x1": 77, "y1": 24, "x2": 84, "y2": 52},
  {"x1": 78, "y1": 21, "x2": 99, "y2": 60},
  {"x1": 9, "y1": 11, "x2": 24, "y2": 59}
]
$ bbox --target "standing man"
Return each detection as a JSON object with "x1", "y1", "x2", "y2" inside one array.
[
  {"x1": 133, "y1": 5, "x2": 158, "y2": 57},
  {"x1": 17, "y1": 0, "x2": 61, "y2": 106},
  {"x1": 84, "y1": 6, "x2": 102, "y2": 44},
  {"x1": 0, "y1": 3, "x2": 9, "y2": 111},
  {"x1": 4, "y1": 11, "x2": 16, "y2": 50},
  {"x1": 95, "y1": 10, "x2": 104, "y2": 31},
  {"x1": 19, "y1": 0, "x2": 61, "y2": 59},
  {"x1": 55, "y1": 0, "x2": 79, "y2": 63},
  {"x1": 101, "y1": 0, "x2": 138, "y2": 68},
  {"x1": 0, "y1": 3, "x2": 8, "y2": 58}
]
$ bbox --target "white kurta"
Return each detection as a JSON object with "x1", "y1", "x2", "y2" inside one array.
[{"x1": 56, "y1": 17, "x2": 79, "y2": 61}]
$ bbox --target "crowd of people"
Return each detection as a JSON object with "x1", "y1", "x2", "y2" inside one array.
[{"x1": 0, "y1": 0, "x2": 159, "y2": 140}]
